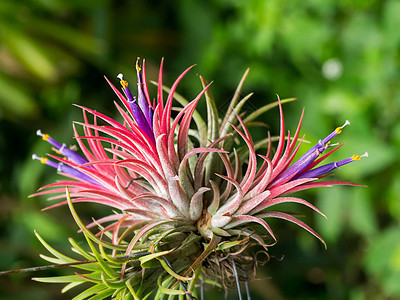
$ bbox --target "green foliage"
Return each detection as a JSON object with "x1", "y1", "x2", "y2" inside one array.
[
  {"x1": 32, "y1": 193, "x2": 201, "y2": 299},
  {"x1": 29, "y1": 190, "x2": 256, "y2": 299}
]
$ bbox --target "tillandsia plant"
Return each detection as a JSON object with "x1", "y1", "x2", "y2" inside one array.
[{"x1": 25, "y1": 58, "x2": 366, "y2": 299}]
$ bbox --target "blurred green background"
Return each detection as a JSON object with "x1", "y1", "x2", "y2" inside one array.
[{"x1": 1, "y1": 0, "x2": 399, "y2": 299}]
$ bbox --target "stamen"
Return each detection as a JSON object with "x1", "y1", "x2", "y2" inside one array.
[
  {"x1": 117, "y1": 68, "x2": 154, "y2": 143},
  {"x1": 32, "y1": 154, "x2": 58, "y2": 168},
  {"x1": 36, "y1": 130, "x2": 62, "y2": 149},
  {"x1": 36, "y1": 132, "x2": 89, "y2": 166},
  {"x1": 294, "y1": 151, "x2": 368, "y2": 180},
  {"x1": 342, "y1": 120, "x2": 351, "y2": 128},
  {"x1": 324, "y1": 141, "x2": 331, "y2": 150},
  {"x1": 57, "y1": 162, "x2": 64, "y2": 172},
  {"x1": 335, "y1": 120, "x2": 350, "y2": 134},
  {"x1": 32, "y1": 154, "x2": 47, "y2": 164},
  {"x1": 36, "y1": 129, "x2": 48, "y2": 141},
  {"x1": 117, "y1": 73, "x2": 129, "y2": 89},
  {"x1": 117, "y1": 73, "x2": 135, "y2": 102},
  {"x1": 136, "y1": 57, "x2": 142, "y2": 73},
  {"x1": 322, "y1": 120, "x2": 351, "y2": 145},
  {"x1": 352, "y1": 152, "x2": 368, "y2": 160},
  {"x1": 36, "y1": 129, "x2": 51, "y2": 141},
  {"x1": 33, "y1": 154, "x2": 99, "y2": 185}
]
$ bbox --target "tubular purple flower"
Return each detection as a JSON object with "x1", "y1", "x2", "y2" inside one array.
[
  {"x1": 36, "y1": 129, "x2": 62, "y2": 149},
  {"x1": 135, "y1": 59, "x2": 152, "y2": 126},
  {"x1": 32, "y1": 154, "x2": 99, "y2": 185},
  {"x1": 293, "y1": 120, "x2": 350, "y2": 169},
  {"x1": 36, "y1": 130, "x2": 88, "y2": 165},
  {"x1": 322, "y1": 120, "x2": 350, "y2": 144},
  {"x1": 294, "y1": 152, "x2": 368, "y2": 179},
  {"x1": 128, "y1": 97, "x2": 155, "y2": 144},
  {"x1": 117, "y1": 73, "x2": 135, "y2": 103},
  {"x1": 272, "y1": 120, "x2": 350, "y2": 185},
  {"x1": 117, "y1": 73, "x2": 155, "y2": 144},
  {"x1": 58, "y1": 144, "x2": 89, "y2": 166}
]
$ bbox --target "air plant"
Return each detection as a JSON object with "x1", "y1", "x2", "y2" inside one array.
[{"x1": 19, "y1": 58, "x2": 366, "y2": 299}]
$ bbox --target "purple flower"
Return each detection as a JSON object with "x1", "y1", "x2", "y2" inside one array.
[{"x1": 116, "y1": 59, "x2": 155, "y2": 144}]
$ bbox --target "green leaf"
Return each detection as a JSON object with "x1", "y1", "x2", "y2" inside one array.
[
  {"x1": 69, "y1": 237, "x2": 96, "y2": 260},
  {"x1": 200, "y1": 75, "x2": 219, "y2": 143},
  {"x1": 125, "y1": 277, "x2": 141, "y2": 300},
  {"x1": 220, "y1": 68, "x2": 250, "y2": 130},
  {"x1": 98, "y1": 242, "x2": 126, "y2": 265},
  {"x1": 66, "y1": 188, "x2": 126, "y2": 251},
  {"x1": 220, "y1": 92, "x2": 253, "y2": 138},
  {"x1": 157, "y1": 258, "x2": 194, "y2": 282},
  {"x1": 216, "y1": 237, "x2": 249, "y2": 251},
  {"x1": 139, "y1": 249, "x2": 173, "y2": 267},
  {"x1": 35, "y1": 230, "x2": 76, "y2": 263},
  {"x1": 39, "y1": 254, "x2": 66, "y2": 265},
  {"x1": 88, "y1": 288, "x2": 116, "y2": 300},
  {"x1": 83, "y1": 234, "x2": 119, "y2": 278},
  {"x1": 101, "y1": 272, "x2": 126, "y2": 289},
  {"x1": 243, "y1": 97, "x2": 297, "y2": 124},
  {"x1": 157, "y1": 275, "x2": 186, "y2": 296},
  {"x1": 72, "y1": 283, "x2": 108, "y2": 300},
  {"x1": 178, "y1": 232, "x2": 202, "y2": 249},
  {"x1": 62, "y1": 281, "x2": 84, "y2": 293},
  {"x1": 33, "y1": 274, "x2": 85, "y2": 283}
]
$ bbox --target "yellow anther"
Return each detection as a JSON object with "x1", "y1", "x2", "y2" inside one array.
[
  {"x1": 120, "y1": 80, "x2": 128, "y2": 89},
  {"x1": 352, "y1": 154, "x2": 361, "y2": 160},
  {"x1": 136, "y1": 57, "x2": 142, "y2": 72},
  {"x1": 40, "y1": 157, "x2": 48, "y2": 164},
  {"x1": 335, "y1": 121, "x2": 350, "y2": 134},
  {"x1": 42, "y1": 134, "x2": 50, "y2": 141}
]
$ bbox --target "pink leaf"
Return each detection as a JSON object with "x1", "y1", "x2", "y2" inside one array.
[
  {"x1": 235, "y1": 190, "x2": 271, "y2": 215},
  {"x1": 224, "y1": 215, "x2": 276, "y2": 241},
  {"x1": 271, "y1": 96, "x2": 285, "y2": 167},
  {"x1": 214, "y1": 174, "x2": 243, "y2": 217},
  {"x1": 250, "y1": 196, "x2": 326, "y2": 218},
  {"x1": 257, "y1": 211, "x2": 326, "y2": 248}
]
